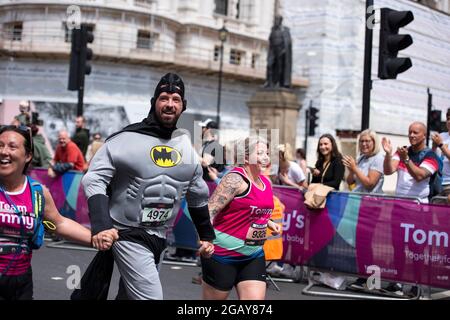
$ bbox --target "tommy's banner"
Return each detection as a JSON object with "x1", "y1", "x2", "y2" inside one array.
[{"x1": 274, "y1": 188, "x2": 450, "y2": 290}]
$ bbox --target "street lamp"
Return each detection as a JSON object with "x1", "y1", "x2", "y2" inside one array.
[{"x1": 216, "y1": 25, "x2": 228, "y2": 129}]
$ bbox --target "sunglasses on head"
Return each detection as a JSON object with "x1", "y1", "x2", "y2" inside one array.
[{"x1": 0, "y1": 124, "x2": 33, "y2": 150}]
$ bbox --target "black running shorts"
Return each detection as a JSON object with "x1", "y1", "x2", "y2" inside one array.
[
  {"x1": 201, "y1": 255, "x2": 266, "y2": 291},
  {"x1": 0, "y1": 267, "x2": 33, "y2": 300}
]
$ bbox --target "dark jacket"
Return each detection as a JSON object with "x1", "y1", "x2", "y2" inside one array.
[
  {"x1": 201, "y1": 140, "x2": 225, "y2": 181},
  {"x1": 311, "y1": 156, "x2": 345, "y2": 190},
  {"x1": 72, "y1": 128, "x2": 90, "y2": 157}
]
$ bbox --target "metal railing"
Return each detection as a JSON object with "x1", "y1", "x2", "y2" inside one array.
[{"x1": 431, "y1": 195, "x2": 449, "y2": 205}]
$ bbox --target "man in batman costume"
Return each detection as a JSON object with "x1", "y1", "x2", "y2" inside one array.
[{"x1": 75, "y1": 73, "x2": 215, "y2": 300}]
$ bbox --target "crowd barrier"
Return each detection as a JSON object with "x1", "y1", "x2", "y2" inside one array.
[
  {"x1": 30, "y1": 169, "x2": 450, "y2": 292},
  {"x1": 29, "y1": 168, "x2": 91, "y2": 228}
]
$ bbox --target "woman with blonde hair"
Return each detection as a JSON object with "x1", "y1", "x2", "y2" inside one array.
[
  {"x1": 343, "y1": 129, "x2": 384, "y2": 194},
  {"x1": 343, "y1": 129, "x2": 385, "y2": 291},
  {"x1": 201, "y1": 136, "x2": 281, "y2": 300},
  {"x1": 277, "y1": 143, "x2": 307, "y2": 190}
]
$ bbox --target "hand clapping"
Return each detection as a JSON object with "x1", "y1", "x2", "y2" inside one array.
[
  {"x1": 342, "y1": 155, "x2": 356, "y2": 171},
  {"x1": 381, "y1": 137, "x2": 392, "y2": 155},
  {"x1": 397, "y1": 146, "x2": 409, "y2": 162}
]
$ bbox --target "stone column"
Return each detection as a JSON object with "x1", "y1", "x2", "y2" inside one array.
[{"x1": 246, "y1": 88, "x2": 301, "y2": 149}]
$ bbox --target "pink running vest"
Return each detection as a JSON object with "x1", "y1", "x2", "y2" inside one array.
[
  {"x1": 212, "y1": 167, "x2": 274, "y2": 263},
  {"x1": 0, "y1": 181, "x2": 34, "y2": 276}
]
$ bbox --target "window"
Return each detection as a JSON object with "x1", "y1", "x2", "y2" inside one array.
[
  {"x1": 213, "y1": 45, "x2": 220, "y2": 61},
  {"x1": 137, "y1": 30, "x2": 158, "y2": 49},
  {"x1": 230, "y1": 49, "x2": 245, "y2": 65},
  {"x1": 238, "y1": 0, "x2": 254, "y2": 21},
  {"x1": 215, "y1": 0, "x2": 228, "y2": 15},
  {"x1": 135, "y1": 0, "x2": 153, "y2": 7},
  {"x1": 5, "y1": 22, "x2": 23, "y2": 41},
  {"x1": 251, "y1": 53, "x2": 259, "y2": 69}
]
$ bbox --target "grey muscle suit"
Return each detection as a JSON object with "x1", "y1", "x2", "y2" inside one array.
[
  {"x1": 83, "y1": 132, "x2": 207, "y2": 299},
  {"x1": 83, "y1": 132, "x2": 208, "y2": 237},
  {"x1": 80, "y1": 73, "x2": 215, "y2": 300}
]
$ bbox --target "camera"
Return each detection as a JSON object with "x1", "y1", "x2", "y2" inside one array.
[{"x1": 32, "y1": 112, "x2": 44, "y2": 126}]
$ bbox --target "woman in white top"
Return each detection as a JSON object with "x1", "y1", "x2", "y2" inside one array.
[
  {"x1": 343, "y1": 129, "x2": 384, "y2": 194},
  {"x1": 277, "y1": 143, "x2": 307, "y2": 190}
]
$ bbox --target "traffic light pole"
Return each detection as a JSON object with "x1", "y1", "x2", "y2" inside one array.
[
  {"x1": 304, "y1": 104, "x2": 310, "y2": 155},
  {"x1": 361, "y1": 0, "x2": 373, "y2": 131},
  {"x1": 426, "y1": 88, "x2": 432, "y2": 147},
  {"x1": 77, "y1": 84, "x2": 84, "y2": 117}
]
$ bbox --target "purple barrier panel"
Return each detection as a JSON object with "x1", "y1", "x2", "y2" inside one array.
[
  {"x1": 272, "y1": 187, "x2": 335, "y2": 266},
  {"x1": 273, "y1": 188, "x2": 450, "y2": 289},
  {"x1": 29, "y1": 168, "x2": 91, "y2": 228},
  {"x1": 356, "y1": 196, "x2": 450, "y2": 289}
]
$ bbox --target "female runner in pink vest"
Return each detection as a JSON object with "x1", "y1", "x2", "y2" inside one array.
[
  {"x1": 201, "y1": 136, "x2": 281, "y2": 300},
  {"x1": 0, "y1": 125, "x2": 117, "y2": 300}
]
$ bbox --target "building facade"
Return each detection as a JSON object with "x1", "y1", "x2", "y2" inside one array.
[
  {"x1": 282, "y1": 0, "x2": 450, "y2": 157},
  {"x1": 0, "y1": 0, "x2": 307, "y2": 147}
]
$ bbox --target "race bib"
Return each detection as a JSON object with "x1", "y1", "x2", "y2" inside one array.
[
  {"x1": 140, "y1": 203, "x2": 173, "y2": 227},
  {"x1": 244, "y1": 222, "x2": 267, "y2": 246}
]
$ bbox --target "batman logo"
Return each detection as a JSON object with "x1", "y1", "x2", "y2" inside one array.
[{"x1": 151, "y1": 146, "x2": 181, "y2": 167}]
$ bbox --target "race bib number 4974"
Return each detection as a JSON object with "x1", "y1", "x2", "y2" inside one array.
[{"x1": 140, "y1": 204, "x2": 173, "y2": 227}]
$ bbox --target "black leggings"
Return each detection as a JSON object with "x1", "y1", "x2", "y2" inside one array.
[{"x1": 0, "y1": 268, "x2": 33, "y2": 300}]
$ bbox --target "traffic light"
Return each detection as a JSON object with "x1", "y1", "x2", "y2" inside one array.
[
  {"x1": 308, "y1": 107, "x2": 319, "y2": 136},
  {"x1": 429, "y1": 110, "x2": 445, "y2": 132},
  {"x1": 68, "y1": 28, "x2": 81, "y2": 90},
  {"x1": 68, "y1": 25, "x2": 94, "y2": 91},
  {"x1": 378, "y1": 8, "x2": 414, "y2": 80}
]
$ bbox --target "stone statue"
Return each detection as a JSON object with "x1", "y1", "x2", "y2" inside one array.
[{"x1": 264, "y1": 15, "x2": 292, "y2": 88}]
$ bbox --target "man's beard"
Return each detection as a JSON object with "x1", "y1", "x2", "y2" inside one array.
[{"x1": 156, "y1": 112, "x2": 179, "y2": 128}]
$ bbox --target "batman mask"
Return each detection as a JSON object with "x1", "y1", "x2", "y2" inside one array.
[
  {"x1": 150, "y1": 73, "x2": 187, "y2": 113},
  {"x1": 108, "y1": 73, "x2": 187, "y2": 141}
]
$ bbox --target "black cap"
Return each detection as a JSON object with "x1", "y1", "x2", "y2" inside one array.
[{"x1": 150, "y1": 73, "x2": 187, "y2": 112}]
